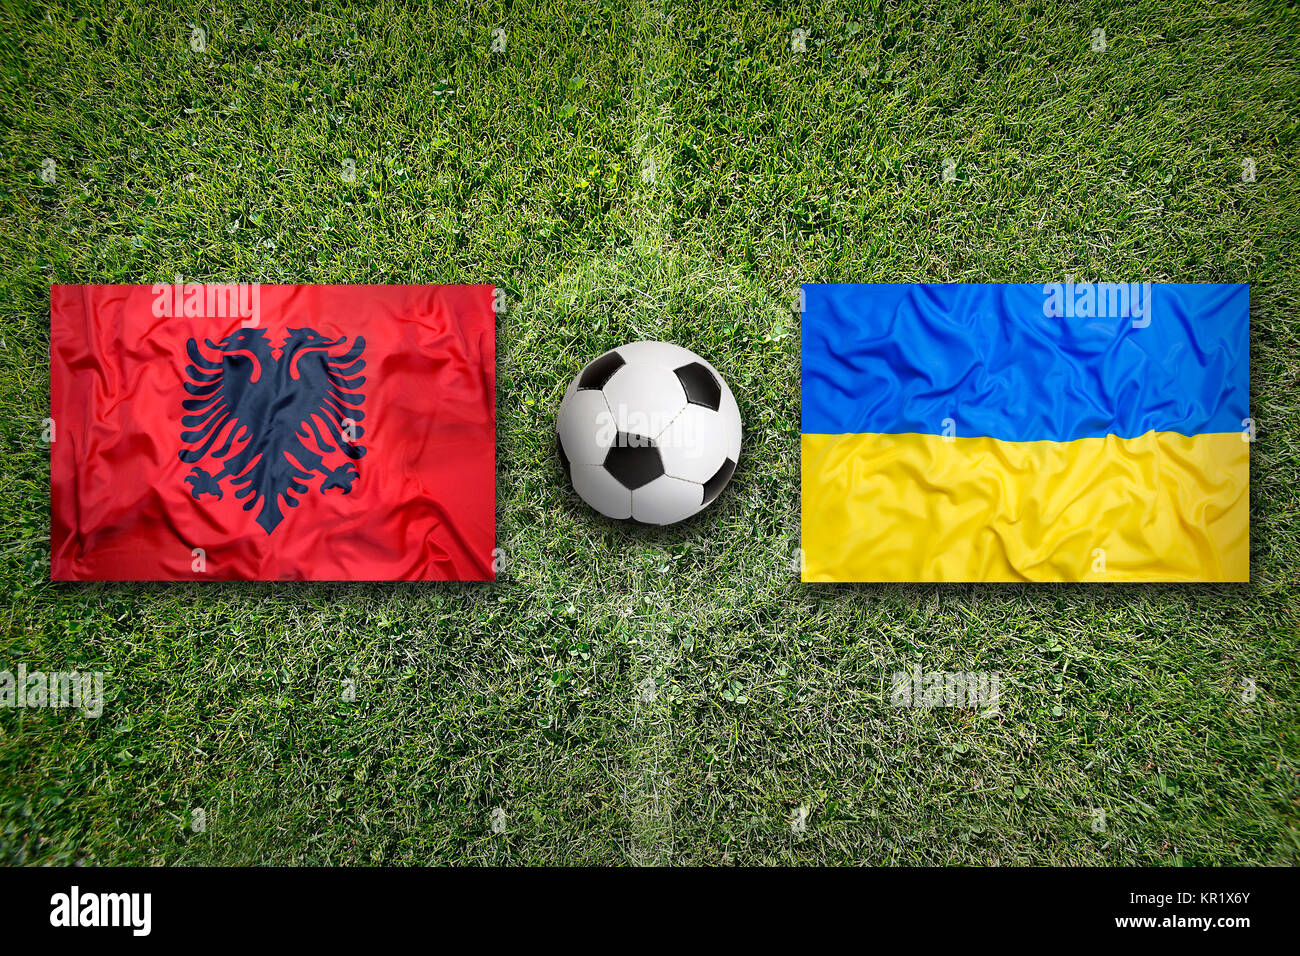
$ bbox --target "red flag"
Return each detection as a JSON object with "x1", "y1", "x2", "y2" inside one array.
[{"x1": 50, "y1": 284, "x2": 495, "y2": 580}]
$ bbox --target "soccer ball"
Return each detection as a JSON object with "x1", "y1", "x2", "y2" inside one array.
[{"x1": 557, "y1": 341, "x2": 742, "y2": 525}]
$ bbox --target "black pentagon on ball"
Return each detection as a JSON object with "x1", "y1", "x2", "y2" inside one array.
[
  {"x1": 577, "y1": 350, "x2": 625, "y2": 390},
  {"x1": 673, "y1": 362, "x2": 721, "y2": 411},
  {"x1": 603, "y1": 433, "x2": 664, "y2": 490},
  {"x1": 702, "y1": 457, "x2": 736, "y2": 505}
]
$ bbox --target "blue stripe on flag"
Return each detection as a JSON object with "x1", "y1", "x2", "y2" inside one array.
[{"x1": 800, "y1": 283, "x2": 1248, "y2": 442}]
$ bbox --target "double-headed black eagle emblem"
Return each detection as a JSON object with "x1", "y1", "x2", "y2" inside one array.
[{"x1": 179, "y1": 327, "x2": 367, "y2": 534}]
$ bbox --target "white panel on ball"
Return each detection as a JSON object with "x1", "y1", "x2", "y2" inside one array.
[
  {"x1": 632, "y1": 475, "x2": 704, "y2": 525},
  {"x1": 719, "y1": 386, "x2": 742, "y2": 464},
  {"x1": 570, "y1": 464, "x2": 633, "y2": 520},
  {"x1": 558, "y1": 390, "x2": 615, "y2": 466},
  {"x1": 657, "y1": 404, "x2": 729, "y2": 483},
  {"x1": 601, "y1": 364, "x2": 688, "y2": 439},
  {"x1": 614, "y1": 340, "x2": 701, "y2": 369}
]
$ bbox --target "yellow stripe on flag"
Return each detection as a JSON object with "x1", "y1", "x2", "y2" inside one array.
[{"x1": 801, "y1": 431, "x2": 1248, "y2": 582}]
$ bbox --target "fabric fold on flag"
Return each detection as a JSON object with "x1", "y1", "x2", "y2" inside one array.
[{"x1": 801, "y1": 283, "x2": 1249, "y2": 582}]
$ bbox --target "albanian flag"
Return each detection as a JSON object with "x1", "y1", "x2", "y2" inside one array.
[{"x1": 50, "y1": 284, "x2": 495, "y2": 580}]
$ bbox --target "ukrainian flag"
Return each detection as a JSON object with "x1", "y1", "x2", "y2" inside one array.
[{"x1": 801, "y1": 283, "x2": 1249, "y2": 582}]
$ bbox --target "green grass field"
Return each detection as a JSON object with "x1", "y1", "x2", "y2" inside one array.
[{"x1": 2, "y1": 0, "x2": 1298, "y2": 864}]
